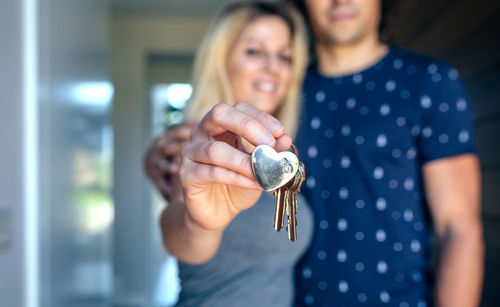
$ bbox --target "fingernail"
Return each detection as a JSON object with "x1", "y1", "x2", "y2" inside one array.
[
  {"x1": 269, "y1": 120, "x2": 284, "y2": 133},
  {"x1": 261, "y1": 132, "x2": 275, "y2": 145}
]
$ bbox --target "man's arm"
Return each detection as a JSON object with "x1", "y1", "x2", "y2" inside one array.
[{"x1": 423, "y1": 154, "x2": 484, "y2": 307}]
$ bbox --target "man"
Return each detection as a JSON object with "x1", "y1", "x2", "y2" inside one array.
[
  {"x1": 144, "y1": 0, "x2": 484, "y2": 306},
  {"x1": 286, "y1": 0, "x2": 483, "y2": 306}
]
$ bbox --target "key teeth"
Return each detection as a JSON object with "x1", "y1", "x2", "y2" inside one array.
[{"x1": 273, "y1": 158, "x2": 304, "y2": 243}]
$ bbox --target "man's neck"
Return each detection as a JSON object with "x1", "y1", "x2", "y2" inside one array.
[{"x1": 315, "y1": 35, "x2": 388, "y2": 77}]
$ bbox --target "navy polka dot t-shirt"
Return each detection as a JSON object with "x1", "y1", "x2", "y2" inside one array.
[{"x1": 294, "y1": 47, "x2": 476, "y2": 306}]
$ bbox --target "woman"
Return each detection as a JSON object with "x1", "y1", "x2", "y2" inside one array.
[{"x1": 146, "y1": 2, "x2": 313, "y2": 306}]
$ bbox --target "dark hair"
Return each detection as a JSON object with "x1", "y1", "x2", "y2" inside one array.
[
  {"x1": 221, "y1": 1, "x2": 298, "y2": 37},
  {"x1": 283, "y1": 0, "x2": 402, "y2": 42}
]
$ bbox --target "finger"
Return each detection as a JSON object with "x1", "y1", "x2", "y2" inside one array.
[
  {"x1": 168, "y1": 122, "x2": 194, "y2": 140},
  {"x1": 154, "y1": 177, "x2": 172, "y2": 201},
  {"x1": 184, "y1": 119, "x2": 197, "y2": 127},
  {"x1": 191, "y1": 103, "x2": 277, "y2": 146},
  {"x1": 170, "y1": 119, "x2": 196, "y2": 130},
  {"x1": 184, "y1": 140, "x2": 254, "y2": 179},
  {"x1": 274, "y1": 134, "x2": 293, "y2": 153},
  {"x1": 153, "y1": 159, "x2": 181, "y2": 177},
  {"x1": 181, "y1": 159, "x2": 261, "y2": 190},
  {"x1": 154, "y1": 124, "x2": 192, "y2": 153},
  {"x1": 162, "y1": 140, "x2": 186, "y2": 157},
  {"x1": 233, "y1": 102, "x2": 285, "y2": 137}
]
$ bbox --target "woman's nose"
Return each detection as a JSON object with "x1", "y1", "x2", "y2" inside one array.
[{"x1": 264, "y1": 55, "x2": 280, "y2": 73}]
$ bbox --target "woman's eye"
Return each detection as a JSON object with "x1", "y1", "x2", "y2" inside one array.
[
  {"x1": 246, "y1": 48, "x2": 263, "y2": 56},
  {"x1": 279, "y1": 54, "x2": 292, "y2": 64}
]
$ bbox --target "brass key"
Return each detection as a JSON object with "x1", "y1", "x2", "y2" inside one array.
[
  {"x1": 285, "y1": 162, "x2": 305, "y2": 241},
  {"x1": 273, "y1": 180, "x2": 292, "y2": 231}
]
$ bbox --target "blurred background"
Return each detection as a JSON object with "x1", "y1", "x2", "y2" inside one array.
[{"x1": 0, "y1": 0, "x2": 498, "y2": 306}]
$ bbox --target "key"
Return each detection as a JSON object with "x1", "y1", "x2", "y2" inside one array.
[
  {"x1": 272, "y1": 145, "x2": 299, "y2": 232},
  {"x1": 285, "y1": 162, "x2": 305, "y2": 241},
  {"x1": 273, "y1": 181, "x2": 292, "y2": 232},
  {"x1": 268, "y1": 144, "x2": 305, "y2": 240}
]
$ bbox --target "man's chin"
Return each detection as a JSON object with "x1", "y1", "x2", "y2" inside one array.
[{"x1": 322, "y1": 29, "x2": 364, "y2": 46}]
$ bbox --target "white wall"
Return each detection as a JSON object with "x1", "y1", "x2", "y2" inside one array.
[
  {"x1": 38, "y1": 1, "x2": 112, "y2": 306},
  {"x1": 0, "y1": 0, "x2": 26, "y2": 306},
  {"x1": 0, "y1": 1, "x2": 112, "y2": 306}
]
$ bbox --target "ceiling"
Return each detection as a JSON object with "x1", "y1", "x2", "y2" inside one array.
[{"x1": 111, "y1": 0, "x2": 241, "y2": 16}]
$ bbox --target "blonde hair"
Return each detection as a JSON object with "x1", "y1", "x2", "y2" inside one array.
[{"x1": 184, "y1": 1, "x2": 308, "y2": 138}]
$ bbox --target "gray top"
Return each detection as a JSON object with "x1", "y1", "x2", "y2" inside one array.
[{"x1": 175, "y1": 192, "x2": 314, "y2": 307}]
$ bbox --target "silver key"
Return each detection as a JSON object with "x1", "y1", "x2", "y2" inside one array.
[
  {"x1": 273, "y1": 145, "x2": 298, "y2": 232},
  {"x1": 285, "y1": 162, "x2": 305, "y2": 241}
]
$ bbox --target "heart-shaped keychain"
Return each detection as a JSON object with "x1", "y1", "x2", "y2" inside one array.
[{"x1": 251, "y1": 145, "x2": 299, "y2": 192}]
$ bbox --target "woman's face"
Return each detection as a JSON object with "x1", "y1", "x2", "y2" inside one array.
[{"x1": 228, "y1": 16, "x2": 293, "y2": 114}]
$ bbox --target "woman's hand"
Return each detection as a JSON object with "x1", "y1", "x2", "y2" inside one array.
[{"x1": 180, "y1": 102, "x2": 292, "y2": 231}]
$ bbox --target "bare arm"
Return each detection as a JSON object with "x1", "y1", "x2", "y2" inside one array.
[
  {"x1": 423, "y1": 154, "x2": 484, "y2": 307},
  {"x1": 144, "y1": 122, "x2": 224, "y2": 263},
  {"x1": 160, "y1": 200, "x2": 225, "y2": 264}
]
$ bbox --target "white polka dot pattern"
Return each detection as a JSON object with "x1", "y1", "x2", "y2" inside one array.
[
  {"x1": 307, "y1": 146, "x2": 318, "y2": 158},
  {"x1": 377, "y1": 134, "x2": 387, "y2": 147},
  {"x1": 338, "y1": 280, "x2": 349, "y2": 293},
  {"x1": 316, "y1": 91, "x2": 325, "y2": 103},
  {"x1": 310, "y1": 117, "x2": 321, "y2": 129},
  {"x1": 303, "y1": 267, "x2": 312, "y2": 279},
  {"x1": 337, "y1": 250, "x2": 347, "y2": 262},
  {"x1": 355, "y1": 231, "x2": 364, "y2": 240},
  {"x1": 353, "y1": 74, "x2": 363, "y2": 84},
  {"x1": 294, "y1": 48, "x2": 475, "y2": 306},
  {"x1": 318, "y1": 281, "x2": 328, "y2": 290},
  {"x1": 358, "y1": 293, "x2": 367, "y2": 302},
  {"x1": 319, "y1": 220, "x2": 329, "y2": 230},
  {"x1": 355, "y1": 199, "x2": 365, "y2": 209},
  {"x1": 341, "y1": 124, "x2": 351, "y2": 136},
  {"x1": 337, "y1": 219, "x2": 348, "y2": 231},
  {"x1": 340, "y1": 156, "x2": 351, "y2": 168},
  {"x1": 376, "y1": 229, "x2": 386, "y2": 242},
  {"x1": 376, "y1": 198, "x2": 387, "y2": 211},
  {"x1": 385, "y1": 80, "x2": 396, "y2": 92},
  {"x1": 355, "y1": 262, "x2": 365, "y2": 272},
  {"x1": 393, "y1": 58, "x2": 404, "y2": 70},
  {"x1": 420, "y1": 96, "x2": 432, "y2": 108},
  {"x1": 339, "y1": 187, "x2": 349, "y2": 199},
  {"x1": 346, "y1": 97, "x2": 356, "y2": 109},
  {"x1": 317, "y1": 250, "x2": 327, "y2": 260},
  {"x1": 380, "y1": 291, "x2": 391, "y2": 303}
]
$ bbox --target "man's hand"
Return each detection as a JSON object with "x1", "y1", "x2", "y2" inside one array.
[{"x1": 143, "y1": 121, "x2": 196, "y2": 201}]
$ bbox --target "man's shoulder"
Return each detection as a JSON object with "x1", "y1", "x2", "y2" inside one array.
[{"x1": 391, "y1": 46, "x2": 456, "y2": 74}]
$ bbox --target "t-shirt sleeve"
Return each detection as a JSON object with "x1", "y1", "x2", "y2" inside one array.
[{"x1": 418, "y1": 63, "x2": 476, "y2": 163}]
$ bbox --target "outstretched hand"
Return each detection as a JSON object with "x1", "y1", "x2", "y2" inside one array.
[{"x1": 180, "y1": 102, "x2": 292, "y2": 230}]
